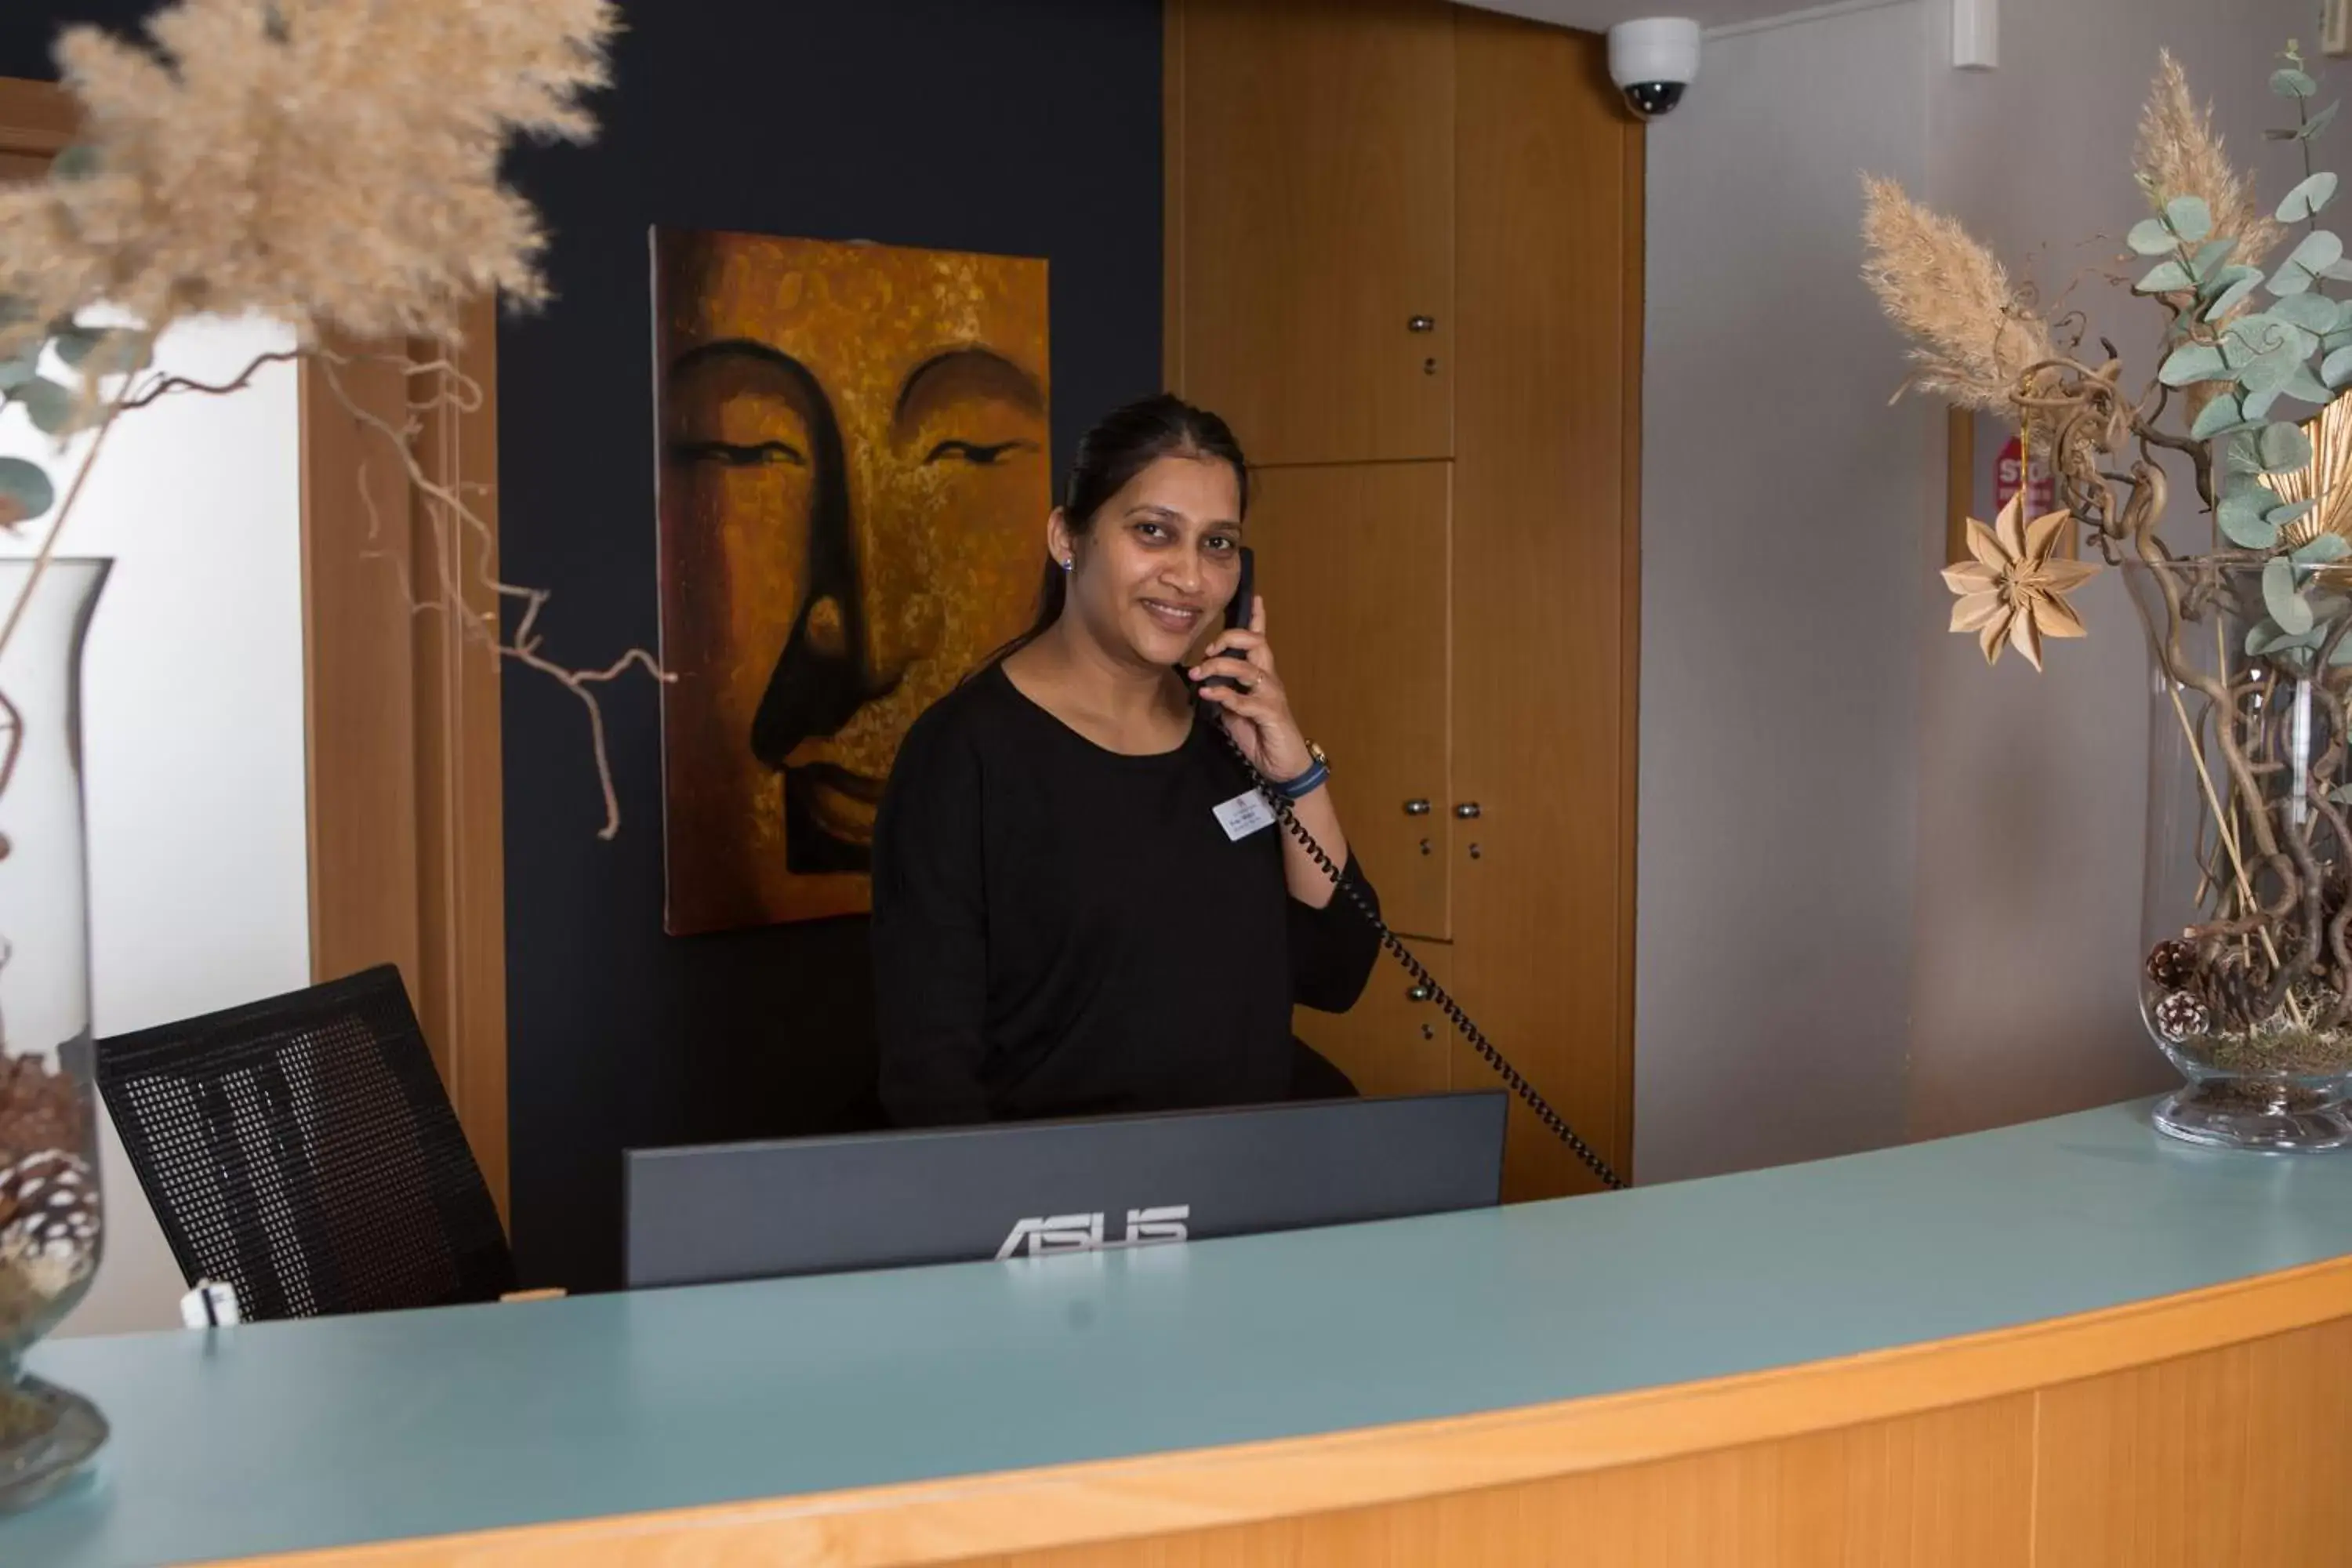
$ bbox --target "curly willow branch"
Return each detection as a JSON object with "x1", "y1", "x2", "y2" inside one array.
[{"x1": 314, "y1": 349, "x2": 670, "y2": 840}]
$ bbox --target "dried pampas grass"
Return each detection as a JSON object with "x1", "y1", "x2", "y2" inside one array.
[
  {"x1": 1860, "y1": 174, "x2": 2056, "y2": 416},
  {"x1": 0, "y1": 0, "x2": 652, "y2": 837},
  {"x1": 2135, "y1": 49, "x2": 2281, "y2": 272},
  {"x1": 0, "y1": 0, "x2": 619, "y2": 354}
]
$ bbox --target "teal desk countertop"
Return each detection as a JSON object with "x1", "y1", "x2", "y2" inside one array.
[{"x1": 10, "y1": 1098, "x2": 2352, "y2": 1567}]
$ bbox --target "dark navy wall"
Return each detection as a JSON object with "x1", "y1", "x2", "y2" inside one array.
[{"x1": 494, "y1": 0, "x2": 1163, "y2": 1290}]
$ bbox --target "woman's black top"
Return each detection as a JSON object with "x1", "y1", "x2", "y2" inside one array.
[{"x1": 870, "y1": 662, "x2": 1381, "y2": 1127}]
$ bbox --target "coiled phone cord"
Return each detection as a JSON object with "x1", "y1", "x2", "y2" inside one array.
[{"x1": 1220, "y1": 730, "x2": 1627, "y2": 1192}]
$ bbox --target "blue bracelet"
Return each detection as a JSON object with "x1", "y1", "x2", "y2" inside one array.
[{"x1": 1271, "y1": 759, "x2": 1329, "y2": 800}]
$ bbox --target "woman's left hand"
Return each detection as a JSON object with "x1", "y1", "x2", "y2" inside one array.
[{"x1": 1189, "y1": 597, "x2": 1316, "y2": 782}]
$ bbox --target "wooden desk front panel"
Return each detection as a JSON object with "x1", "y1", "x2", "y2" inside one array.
[{"x1": 978, "y1": 1317, "x2": 2352, "y2": 1568}]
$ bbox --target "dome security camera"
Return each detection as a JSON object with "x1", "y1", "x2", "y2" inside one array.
[{"x1": 1606, "y1": 18, "x2": 1701, "y2": 119}]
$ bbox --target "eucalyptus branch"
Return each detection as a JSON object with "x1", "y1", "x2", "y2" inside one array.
[{"x1": 0, "y1": 387, "x2": 132, "y2": 670}]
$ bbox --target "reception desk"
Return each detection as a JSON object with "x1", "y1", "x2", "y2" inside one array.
[{"x1": 8, "y1": 1097, "x2": 2352, "y2": 1566}]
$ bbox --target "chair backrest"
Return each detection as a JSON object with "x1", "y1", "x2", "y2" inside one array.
[{"x1": 96, "y1": 965, "x2": 514, "y2": 1320}]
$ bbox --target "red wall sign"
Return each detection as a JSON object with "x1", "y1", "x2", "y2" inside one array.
[{"x1": 1994, "y1": 434, "x2": 2055, "y2": 516}]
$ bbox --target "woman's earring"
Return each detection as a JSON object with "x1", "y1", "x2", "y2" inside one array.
[{"x1": 1060, "y1": 556, "x2": 1073, "y2": 572}]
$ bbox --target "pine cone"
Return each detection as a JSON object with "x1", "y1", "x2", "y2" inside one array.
[
  {"x1": 2146, "y1": 938, "x2": 2198, "y2": 990},
  {"x1": 0, "y1": 1150, "x2": 99, "y2": 1283},
  {"x1": 2155, "y1": 990, "x2": 2212, "y2": 1043}
]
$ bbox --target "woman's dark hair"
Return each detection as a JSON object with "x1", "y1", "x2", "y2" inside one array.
[{"x1": 985, "y1": 393, "x2": 1248, "y2": 666}]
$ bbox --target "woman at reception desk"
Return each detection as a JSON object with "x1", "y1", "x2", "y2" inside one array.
[
  {"x1": 7, "y1": 1096, "x2": 2350, "y2": 1566},
  {"x1": 870, "y1": 394, "x2": 1379, "y2": 1129}
]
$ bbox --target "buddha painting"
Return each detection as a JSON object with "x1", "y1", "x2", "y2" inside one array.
[{"x1": 653, "y1": 231, "x2": 1050, "y2": 934}]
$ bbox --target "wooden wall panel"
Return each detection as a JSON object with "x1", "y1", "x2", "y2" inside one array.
[
  {"x1": 302, "y1": 347, "x2": 426, "y2": 993},
  {"x1": 302, "y1": 311, "x2": 509, "y2": 1218},
  {"x1": 1450, "y1": 15, "x2": 1641, "y2": 1199},
  {"x1": 403, "y1": 322, "x2": 510, "y2": 1213}
]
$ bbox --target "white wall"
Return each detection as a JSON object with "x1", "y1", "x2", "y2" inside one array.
[
  {"x1": 1639, "y1": 0, "x2": 2320, "y2": 1173},
  {"x1": 0, "y1": 315, "x2": 309, "y2": 1336},
  {"x1": 1635, "y1": 0, "x2": 1933, "y2": 1181}
]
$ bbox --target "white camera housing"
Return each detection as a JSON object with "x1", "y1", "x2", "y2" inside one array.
[{"x1": 1607, "y1": 18, "x2": 1701, "y2": 119}]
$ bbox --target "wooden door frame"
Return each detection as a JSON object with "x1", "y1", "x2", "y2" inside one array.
[{"x1": 2, "y1": 75, "x2": 511, "y2": 1218}]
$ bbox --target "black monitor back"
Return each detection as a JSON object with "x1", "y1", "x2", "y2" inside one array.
[{"x1": 623, "y1": 1091, "x2": 1506, "y2": 1288}]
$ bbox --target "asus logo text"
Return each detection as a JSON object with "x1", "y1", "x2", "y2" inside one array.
[{"x1": 995, "y1": 1206, "x2": 1191, "y2": 1260}]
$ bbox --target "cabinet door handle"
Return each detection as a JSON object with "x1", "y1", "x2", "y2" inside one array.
[
  {"x1": 1453, "y1": 802, "x2": 1482, "y2": 819},
  {"x1": 1407, "y1": 314, "x2": 1437, "y2": 332},
  {"x1": 1403, "y1": 799, "x2": 1432, "y2": 815},
  {"x1": 1406, "y1": 984, "x2": 1433, "y2": 1003}
]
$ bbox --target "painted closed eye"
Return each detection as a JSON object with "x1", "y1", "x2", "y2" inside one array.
[
  {"x1": 672, "y1": 439, "x2": 808, "y2": 468},
  {"x1": 924, "y1": 438, "x2": 1038, "y2": 466}
]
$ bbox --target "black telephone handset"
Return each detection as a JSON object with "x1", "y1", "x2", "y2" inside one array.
[
  {"x1": 1198, "y1": 546, "x2": 1254, "y2": 691},
  {"x1": 1202, "y1": 549, "x2": 1624, "y2": 1190}
]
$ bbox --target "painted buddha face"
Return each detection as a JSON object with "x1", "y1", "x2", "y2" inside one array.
[{"x1": 657, "y1": 234, "x2": 1048, "y2": 931}]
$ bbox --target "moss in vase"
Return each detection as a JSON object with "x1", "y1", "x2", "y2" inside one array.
[{"x1": 2194, "y1": 1021, "x2": 2352, "y2": 1077}]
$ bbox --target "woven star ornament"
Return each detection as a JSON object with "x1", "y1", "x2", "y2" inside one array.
[{"x1": 1941, "y1": 492, "x2": 2099, "y2": 670}]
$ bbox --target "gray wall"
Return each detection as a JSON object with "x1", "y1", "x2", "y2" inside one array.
[
  {"x1": 1638, "y1": 0, "x2": 2318, "y2": 1178},
  {"x1": 1636, "y1": 1, "x2": 1932, "y2": 1181}
]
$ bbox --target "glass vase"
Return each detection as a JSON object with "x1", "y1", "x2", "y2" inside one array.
[
  {"x1": 2132, "y1": 557, "x2": 2352, "y2": 1151},
  {"x1": 0, "y1": 559, "x2": 110, "y2": 1510}
]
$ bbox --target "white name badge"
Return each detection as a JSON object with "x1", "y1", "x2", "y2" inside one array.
[{"x1": 1214, "y1": 788, "x2": 1276, "y2": 841}]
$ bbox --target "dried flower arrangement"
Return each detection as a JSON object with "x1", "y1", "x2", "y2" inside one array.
[
  {"x1": 0, "y1": 0, "x2": 649, "y2": 833},
  {"x1": 1866, "y1": 43, "x2": 2352, "y2": 1119},
  {"x1": 0, "y1": 0, "x2": 638, "y2": 1346}
]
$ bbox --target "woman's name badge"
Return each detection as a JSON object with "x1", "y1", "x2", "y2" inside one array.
[{"x1": 1214, "y1": 789, "x2": 1276, "y2": 841}]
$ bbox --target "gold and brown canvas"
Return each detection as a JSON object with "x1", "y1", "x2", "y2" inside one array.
[{"x1": 653, "y1": 231, "x2": 1049, "y2": 934}]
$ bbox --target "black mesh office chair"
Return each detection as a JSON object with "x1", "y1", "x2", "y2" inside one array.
[{"x1": 95, "y1": 964, "x2": 515, "y2": 1320}]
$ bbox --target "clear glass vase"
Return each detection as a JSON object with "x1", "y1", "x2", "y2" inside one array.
[
  {"x1": 0, "y1": 559, "x2": 110, "y2": 1510},
  {"x1": 2131, "y1": 557, "x2": 2352, "y2": 1152}
]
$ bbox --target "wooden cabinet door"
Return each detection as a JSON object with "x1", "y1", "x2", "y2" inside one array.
[
  {"x1": 1168, "y1": 0, "x2": 1454, "y2": 465},
  {"x1": 1297, "y1": 943, "x2": 1452, "y2": 1100},
  {"x1": 1246, "y1": 462, "x2": 1450, "y2": 940}
]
